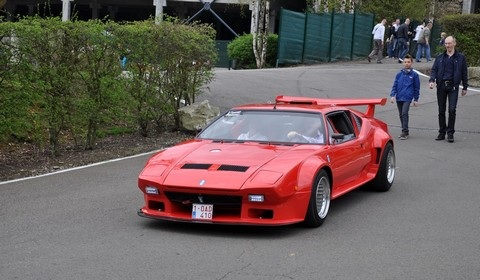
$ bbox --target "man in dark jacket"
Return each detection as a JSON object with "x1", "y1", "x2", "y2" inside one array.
[
  {"x1": 396, "y1": 18, "x2": 411, "y2": 63},
  {"x1": 429, "y1": 36, "x2": 469, "y2": 143}
]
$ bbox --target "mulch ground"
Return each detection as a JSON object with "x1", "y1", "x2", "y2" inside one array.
[{"x1": 0, "y1": 131, "x2": 192, "y2": 182}]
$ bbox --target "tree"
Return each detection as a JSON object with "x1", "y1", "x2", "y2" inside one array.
[
  {"x1": 308, "y1": 0, "x2": 433, "y2": 22},
  {"x1": 251, "y1": 0, "x2": 270, "y2": 69},
  {"x1": 116, "y1": 19, "x2": 217, "y2": 134},
  {"x1": 11, "y1": 17, "x2": 80, "y2": 155},
  {"x1": 70, "y1": 21, "x2": 124, "y2": 150}
]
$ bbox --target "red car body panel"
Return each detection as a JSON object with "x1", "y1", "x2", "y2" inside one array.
[{"x1": 138, "y1": 96, "x2": 393, "y2": 226}]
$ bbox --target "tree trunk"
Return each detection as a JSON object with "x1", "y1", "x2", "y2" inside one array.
[{"x1": 252, "y1": 0, "x2": 270, "y2": 69}]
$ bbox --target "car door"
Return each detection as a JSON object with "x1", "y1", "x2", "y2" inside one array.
[{"x1": 325, "y1": 111, "x2": 372, "y2": 194}]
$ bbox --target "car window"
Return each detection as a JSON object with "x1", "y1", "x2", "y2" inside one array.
[
  {"x1": 197, "y1": 110, "x2": 325, "y2": 144},
  {"x1": 326, "y1": 111, "x2": 356, "y2": 144},
  {"x1": 352, "y1": 113, "x2": 363, "y2": 132}
]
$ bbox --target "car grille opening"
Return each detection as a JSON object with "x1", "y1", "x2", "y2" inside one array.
[
  {"x1": 148, "y1": 200, "x2": 165, "y2": 211},
  {"x1": 248, "y1": 209, "x2": 274, "y2": 219}
]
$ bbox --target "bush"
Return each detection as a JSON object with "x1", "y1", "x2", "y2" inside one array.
[
  {"x1": 440, "y1": 14, "x2": 480, "y2": 66},
  {"x1": 0, "y1": 17, "x2": 217, "y2": 154},
  {"x1": 227, "y1": 33, "x2": 278, "y2": 69}
]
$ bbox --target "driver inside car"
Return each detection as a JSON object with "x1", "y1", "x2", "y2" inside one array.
[
  {"x1": 287, "y1": 119, "x2": 324, "y2": 144},
  {"x1": 237, "y1": 119, "x2": 268, "y2": 141}
]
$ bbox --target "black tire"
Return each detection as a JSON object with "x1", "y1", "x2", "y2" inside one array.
[
  {"x1": 304, "y1": 169, "x2": 331, "y2": 227},
  {"x1": 369, "y1": 142, "x2": 395, "y2": 192}
]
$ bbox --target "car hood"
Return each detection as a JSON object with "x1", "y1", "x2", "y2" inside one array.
[{"x1": 145, "y1": 141, "x2": 321, "y2": 190}]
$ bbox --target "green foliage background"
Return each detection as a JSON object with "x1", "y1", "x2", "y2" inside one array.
[
  {"x1": 0, "y1": 17, "x2": 217, "y2": 155},
  {"x1": 439, "y1": 14, "x2": 480, "y2": 66},
  {"x1": 354, "y1": 0, "x2": 431, "y2": 22},
  {"x1": 227, "y1": 33, "x2": 278, "y2": 69}
]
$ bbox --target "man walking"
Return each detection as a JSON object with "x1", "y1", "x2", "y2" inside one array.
[
  {"x1": 387, "y1": 19, "x2": 400, "y2": 59},
  {"x1": 396, "y1": 18, "x2": 410, "y2": 63},
  {"x1": 416, "y1": 21, "x2": 432, "y2": 62},
  {"x1": 412, "y1": 20, "x2": 425, "y2": 59},
  {"x1": 428, "y1": 36, "x2": 469, "y2": 143},
  {"x1": 368, "y1": 19, "x2": 386, "y2": 64}
]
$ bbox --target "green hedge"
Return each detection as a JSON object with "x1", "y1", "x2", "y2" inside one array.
[
  {"x1": 439, "y1": 14, "x2": 480, "y2": 67},
  {"x1": 0, "y1": 17, "x2": 217, "y2": 155},
  {"x1": 227, "y1": 33, "x2": 278, "y2": 69}
]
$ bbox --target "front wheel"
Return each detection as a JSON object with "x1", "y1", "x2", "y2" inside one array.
[
  {"x1": 369, "y1": 142, "x2": 395, "y2": 192},
  {"x1": 304, "y1": 169, "x2": 331, "y2": 227}
]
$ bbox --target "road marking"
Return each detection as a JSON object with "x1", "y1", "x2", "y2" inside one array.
[{"x1": 0, "y1": 150, "x2": 161, "y2": 185}]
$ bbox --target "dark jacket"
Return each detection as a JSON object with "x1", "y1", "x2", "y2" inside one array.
[
  {"x1": 429, "y1": 51, "x2": 469, "y2": 90},
  {"x1": 396, "y1": 23, "x2": 408, "y2": 39}
]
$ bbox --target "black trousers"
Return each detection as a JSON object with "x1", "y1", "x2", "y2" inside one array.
[{"x1": 436, "y1": 83, "x2": 459, "y2": 135}]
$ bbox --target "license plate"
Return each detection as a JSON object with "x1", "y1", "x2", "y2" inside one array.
[{"x1": 192, "y1": 204, "x2": 213, "y2": 220}]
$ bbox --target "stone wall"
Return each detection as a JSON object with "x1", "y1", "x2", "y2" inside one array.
[
  {"x1": 434, "y1": 0, "x2": 463, "y2": 18},
  {"x1": 468, "y1": 67, "x2": 480, "y2": 87}
]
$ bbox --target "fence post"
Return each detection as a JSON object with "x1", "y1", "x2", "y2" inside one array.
[
  {"x1": 302, "y1": 11, "x2": 308, "y2": 64},
  {"x1": 327, "y1": 10, "x2": 335, "y2": 62},
  {"x1": 350, "y1": 12, "x2": 357, "y2": 60}
]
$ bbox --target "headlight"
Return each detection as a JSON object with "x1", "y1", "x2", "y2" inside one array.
[
  {"x1": 248, "y1": 194, "x2": 264, "y2": 202},
  {"x1": 145, "y1": 186, "x2": 159, "y2": 195}
]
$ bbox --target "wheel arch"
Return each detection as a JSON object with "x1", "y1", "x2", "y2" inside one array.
[
  {"x1": 296, "y1": 156, "x2": 332, "y2": 192},
  {"x1": 374, "y1": 139, "x2": 394, "y2": 164}
]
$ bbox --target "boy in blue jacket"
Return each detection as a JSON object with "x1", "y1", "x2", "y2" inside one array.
[{"x1": 390, "y1": 54, "x2": 420, "y2": 140}]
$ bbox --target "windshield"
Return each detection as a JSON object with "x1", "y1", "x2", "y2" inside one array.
[{"x1": 198, "y1": 110, "x2": 325, "y2": 144}]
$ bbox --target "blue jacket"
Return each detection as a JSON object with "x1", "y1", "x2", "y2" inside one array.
[
  {"x1": 391, "y1": 69, "x2": 420, "y2": 102},
  {"x1": 429, "y1": 50, "x2": 469, "y2": 90}
]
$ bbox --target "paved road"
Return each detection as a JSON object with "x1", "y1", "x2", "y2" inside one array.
[{"x1": 1, "y1": 58, "x2": 480, "y2": 280}]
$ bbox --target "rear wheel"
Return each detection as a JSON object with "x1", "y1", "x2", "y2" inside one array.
[
  {"x1": 304, "y1": 169, "x2": 331, "y2": 227},
  {"x1": 369, "y1": 142, "x2": 395, "y2": 192}
]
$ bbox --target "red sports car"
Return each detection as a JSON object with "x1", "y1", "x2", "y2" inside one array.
[{"x1": 137, "y1": 96, "x2": 395, "y2": 227}]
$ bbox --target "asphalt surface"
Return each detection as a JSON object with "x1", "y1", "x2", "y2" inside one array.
[{"x1": 1, "y1": 58, "x2": 480, "y2": 280}]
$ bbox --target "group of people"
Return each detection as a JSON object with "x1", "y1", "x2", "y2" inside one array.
[
  {"x1": 368, "y1": 18, "x2": 442, "y2": 65},
  {"x1": 390, "y1": 36, "x2": 469, "y2": 143},
  {"x1": 242, "y1": 22, "x2": 469, "y2": 145}
]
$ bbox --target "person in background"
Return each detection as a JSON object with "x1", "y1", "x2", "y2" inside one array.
[
  {"x1": 416, "y1": 21, "x2": 432, "y2": 62},
  {"x1": 390, "y1": 54, "x2": 420, "y2": 140},
  {"x1": 412, "y1": 20, "x2": 425, "y2": 59},
  {"x1": 396, "y1": 18, "x2": 411, "y2": 63},
  {"x1": 386, "y1": 19, "x2": 399, "y2": 59},
  {"x1": 368, "y1": 18, "x2": 387, "y2": 64},
  {"x1": 439, "y1": 32, "x2": 447, "y2": 47},
  {"x1": 428, "y1": 36, "x2": 469, "y2": 143},
  {"x1": 436, "y1": 32, "x2": 447, "y2": 56}
]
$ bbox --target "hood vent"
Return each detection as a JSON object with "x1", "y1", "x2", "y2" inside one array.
[
  {"x1": 182, "y1": 163, "x2": 212, "y2": 169},
  {"x1": 217, "y1": 165, "x2": 249, "y2": 172},
  {"x1": 181, "y1": 163, "x2": 249, "y2": 172}
]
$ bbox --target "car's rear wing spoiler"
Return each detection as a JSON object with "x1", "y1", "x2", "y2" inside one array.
[{"x1": 275, "y1": 95, "x2": 387, "y2": 118}]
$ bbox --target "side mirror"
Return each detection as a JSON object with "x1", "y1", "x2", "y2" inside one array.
[
  {"x1": 331, "y1": 133, "x2": 345, "y2": 140},
  {"x1": 330, "y1": 133, "x2": 345, "y2": 145}
]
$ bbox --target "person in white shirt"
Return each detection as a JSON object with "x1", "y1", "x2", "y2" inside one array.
[
  {"x1": 412, "y1": 20, "x2": 425, "y2": 58},
  {"x1": 367, "y1": 19, "x2": 387, "y2": 64},
  {"x1": 237, "y1": 120, "x2": 268, "y2": 141},
  {"x1": 287, "y1": 120, "x2": 324, "y2": 144}
]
